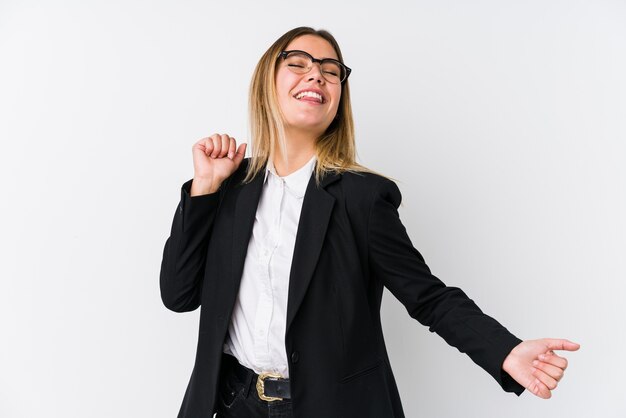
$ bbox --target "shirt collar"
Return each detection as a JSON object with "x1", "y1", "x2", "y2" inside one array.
[{"x1": 264, "y1": 154, "x2": 317, "y2": 199}]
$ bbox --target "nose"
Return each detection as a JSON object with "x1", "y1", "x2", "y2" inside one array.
[{"x1": 307, "y1": 62, "x2": 325, "y2": 84}]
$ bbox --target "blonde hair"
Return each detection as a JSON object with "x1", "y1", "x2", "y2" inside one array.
[{"x1": 243, "y1": 26, "x2": 394, "y2": 186}]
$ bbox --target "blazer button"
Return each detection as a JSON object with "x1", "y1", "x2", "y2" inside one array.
[{"x1": 291, "y1": 351, "x2": 299, "y2": 363}]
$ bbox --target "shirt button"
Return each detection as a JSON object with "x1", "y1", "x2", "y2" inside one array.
[{"x1": 291, "y1": 351, "x2": 299, "y2": 363}]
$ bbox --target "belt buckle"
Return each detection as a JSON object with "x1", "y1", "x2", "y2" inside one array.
[{"x1": 256, "y1": 371, "x2": 283, "y2": 402}]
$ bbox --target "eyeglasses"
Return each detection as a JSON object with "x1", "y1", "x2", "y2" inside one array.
[{"x1": 278, "y1": 50, "x2": 352, "y2": 84}]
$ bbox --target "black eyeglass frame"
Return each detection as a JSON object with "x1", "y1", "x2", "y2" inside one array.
[{"x1": 278, "y1": 50, "x2": 352, "y2": 84}]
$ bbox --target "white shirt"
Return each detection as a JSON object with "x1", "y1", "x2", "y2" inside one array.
[{"x1": 222, "y1": 154, "x2": 317, "y2": 378}]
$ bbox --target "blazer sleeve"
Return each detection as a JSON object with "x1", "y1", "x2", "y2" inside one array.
[
  {"x1": 159, "y1": 178, "x2": 223, "y2": 313},
  {"x1": 367, "y1": 178, "x2": 525, "y2": 396}
]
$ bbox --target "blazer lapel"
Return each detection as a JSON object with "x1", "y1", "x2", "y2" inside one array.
[{"x1": 286, "y1": 168, "x2": 340, "y2": 335}]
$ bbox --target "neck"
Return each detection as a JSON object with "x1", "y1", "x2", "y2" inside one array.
[{"x1": 272, "y1": 127, "x2": 317, "y2": 177}]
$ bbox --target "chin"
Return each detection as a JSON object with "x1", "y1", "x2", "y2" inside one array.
[{"x1": 285, "y1": 118, "x2": 330, "y2": 133}]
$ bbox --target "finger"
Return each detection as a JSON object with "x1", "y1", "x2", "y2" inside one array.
[
  {"x1": 544, "y1": 339, "x2": 581, "y2": 352},
  {"x1": 227, "y1": 137, "x2": 236, "y2": 159},
  {"x1": 210, "y1": 134, "x2": 222, "y2": 158},
  {"x1": 232, "y1": 142, "x2": 247, "y2": 166},
  {"x1": 219, "y1": 134, "x2": 230, "y2": 158},
  {"x1": 532, "y1": 360, "x2": 564, "y2": 382},
  {"x1": 193, "y1": 137, "x2": 206, "y2": 150},
  {"x1": 538, "y1": 352, "x2": 568, "y2": 370},
  {"x1": 529, "y1": 377, "x2": 552, "y2": 399},
  {"x1": 532, "y1": 367, "x2": 558, "y2": 391},
  {"x1": 204, "y1": 138, "x2": 213, "y2": 155}
]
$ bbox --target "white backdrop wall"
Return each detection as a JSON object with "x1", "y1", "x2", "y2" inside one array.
[{"x1": 1, "y1": 1, "x2": 624, "y2": 417}]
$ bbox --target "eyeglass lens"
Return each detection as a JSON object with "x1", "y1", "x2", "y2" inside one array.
[{"x1": 284, "y1": 52, "x2": 345, "y2": 84}]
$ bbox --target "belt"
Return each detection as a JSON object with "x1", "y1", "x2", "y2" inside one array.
[{"x1": 222, "y1": 353, "x2": 291, "y2": 401}]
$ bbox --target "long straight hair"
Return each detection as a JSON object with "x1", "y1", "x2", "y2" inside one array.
[{"x1": 243, "y1": 26, "x2": 393, "y2": 186}]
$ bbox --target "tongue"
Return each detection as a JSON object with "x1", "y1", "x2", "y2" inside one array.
[{"x1": 299, "y1": 96, "x2": 321, "y2": 103}]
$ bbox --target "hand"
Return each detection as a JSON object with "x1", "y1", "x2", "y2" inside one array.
[
  {"x1": 192, "y1": 133, "x2": 247, "y2": 187},
  {"x1": 502, "y1": 338, "x2": 580, "y2": 399}
]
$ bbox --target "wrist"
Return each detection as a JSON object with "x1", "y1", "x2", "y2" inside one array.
[
  {"x1": 191, "y1": 177, "x2": 220, "y2": 196},
  {"x1": 502, "y1": 344, "x2": 520, "y2": 374}
]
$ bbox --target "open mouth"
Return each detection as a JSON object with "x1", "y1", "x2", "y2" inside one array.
[{"x1": 293, "y1": 90, "x2": 325, "y2": 104}]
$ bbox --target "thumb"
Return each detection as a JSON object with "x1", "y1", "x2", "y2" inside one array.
[
  {"x1": 232, "y1": 142, "x2": 247, "y2": 167},
  {"x1": 544, "y1": 338, "x2": 581, "y2": 352}
]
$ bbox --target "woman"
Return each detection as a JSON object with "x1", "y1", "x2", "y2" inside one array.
[{"x1": 160, "y1": 26, "x2": 579, "y2": 418}]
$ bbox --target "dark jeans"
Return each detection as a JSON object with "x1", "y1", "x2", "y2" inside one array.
[{"x1": 216, "y1": 353, "x2": 294, "y2": 418}]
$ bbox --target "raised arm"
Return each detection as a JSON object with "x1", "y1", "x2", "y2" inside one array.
[{"x1": 159, "y1": 134, "x2": 246, "y2": 312}]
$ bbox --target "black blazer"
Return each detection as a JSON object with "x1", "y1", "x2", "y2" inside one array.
[{"x1": 160, "y1": 157, "x2": 524, "y2": 418}]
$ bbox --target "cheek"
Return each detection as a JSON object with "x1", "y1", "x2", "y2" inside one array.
[
  {"x1": 331, "y1": 90, "x2": 342, "y2": 112},
  {"x1": 276, "y1": 70, "x2": 299, "y2": 95}
]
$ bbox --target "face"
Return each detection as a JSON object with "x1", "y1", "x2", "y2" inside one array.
[{"x1": 275, "y1": 35, "x2": 342, "y2": 137}]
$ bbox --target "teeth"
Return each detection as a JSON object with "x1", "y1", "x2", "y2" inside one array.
[{"x1": 295, "y1": 91, "x2": 323, "y2": 103}]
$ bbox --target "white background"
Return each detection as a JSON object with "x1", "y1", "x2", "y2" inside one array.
[{"x1": 1, "y1": 1, "x2": 624, "y2": 417}]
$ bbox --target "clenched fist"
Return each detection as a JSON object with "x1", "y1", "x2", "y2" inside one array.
[{"x1": 191, "y1": 133, "x2": 247, "y2": 196}]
